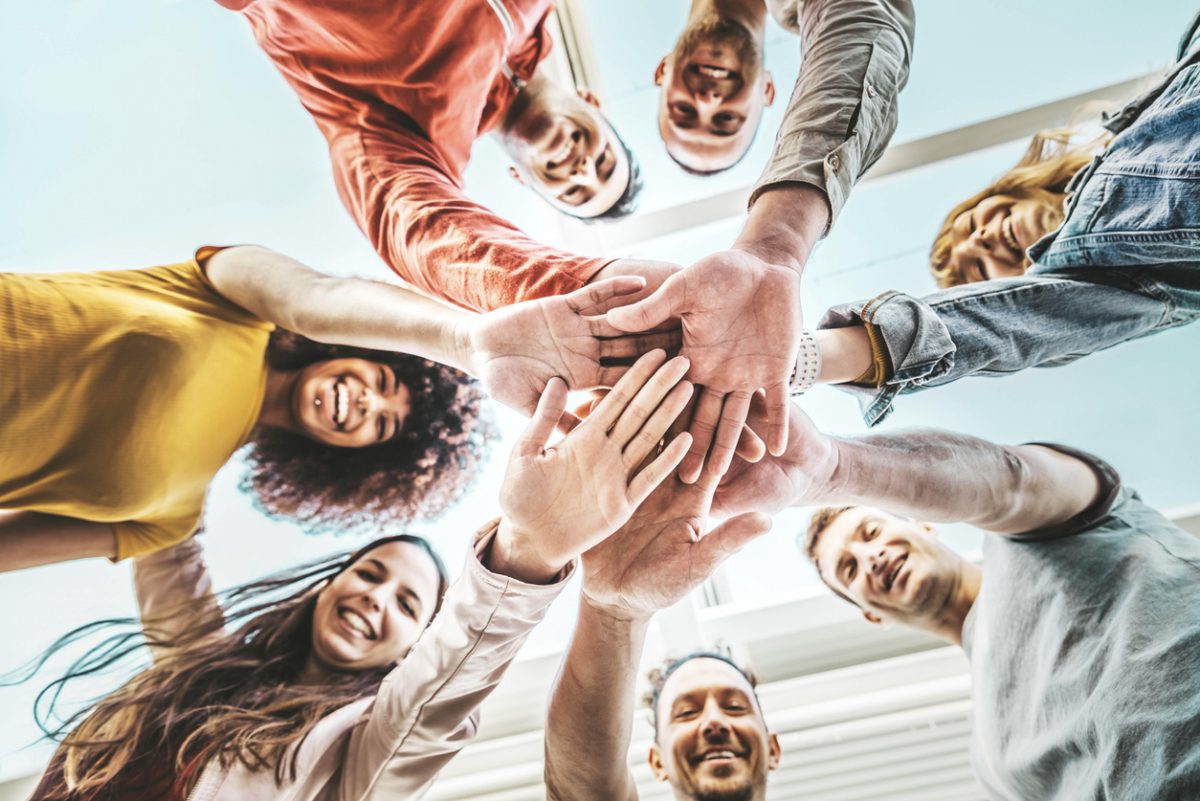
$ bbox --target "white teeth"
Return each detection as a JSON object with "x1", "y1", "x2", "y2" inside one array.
[
  {"x1": 335, "y1": 381, "x2": 349, "y2": 425},
  {"x1": 339, "y1": 608, "x2": 372, "y2": 638},
  {"x1": 1002, "y1": 217, "x2": 1021, "y2": 252},
  {"x1": 703, "y1": 750, "x2": 736, "y2": 761},
  {"x1": 697, "y1": 65, "x2": 731, "y2": 78}
]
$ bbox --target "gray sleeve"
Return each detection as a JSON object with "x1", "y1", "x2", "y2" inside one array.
[
  {"x1": 818, "y1": 274, "x2": 1177, "y2": 426},
  {"x1": 752, "y1": 0, "x2": 916, "y2": 223}
]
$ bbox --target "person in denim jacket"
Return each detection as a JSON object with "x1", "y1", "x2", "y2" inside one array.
[{"x1": 809, "y1": 11, "x2": 1200, "y2": 426}]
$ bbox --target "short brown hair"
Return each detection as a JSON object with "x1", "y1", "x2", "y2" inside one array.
[
  {"x1": 642, "y1": 648, "x2": 761, "y2": 734},
  {"x1": 801, "y1": 506, "x2": 858, "y2": 608}
]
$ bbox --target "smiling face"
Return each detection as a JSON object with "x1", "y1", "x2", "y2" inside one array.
[
  {"x1": 504, "y1": 89, "x2": 632, "y2": 217},
  {"x1": 655, "y1": 16, "x2": 774, "y2": 174},
  {"x1": 811, "y1": 507, "x2": 968, "y2": 632},
  {"x1": 309, "y1": 541, "x2": 443, "y2": 672},
  {"x1": 292, "y1": 358, "x2": 411, "y2": 448},
  {"x1": 947, "y1": 193, "x2": 1064, "y2": 284},
  {"x1": 649, "y1": 658, "x2": 779, "y2": 801}
]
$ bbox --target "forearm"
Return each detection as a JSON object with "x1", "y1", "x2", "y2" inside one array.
[
  {"x1": 545, "y1": 597, "x2": 647, "y2": 801},
  {"x1": 207, "y1": 246, "x2": 475, "y2": 374},
  {"x1": 734, "y1": 184, "x2": 829, "y2": 274},
  {"x1": 822, "y1": 431, "x2": 1100, "y2": 533},
  {"x1": 0, "y1": 511, "x2": 116, "y2": 572}
]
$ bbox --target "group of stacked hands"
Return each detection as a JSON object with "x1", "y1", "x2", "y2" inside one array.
[{"x1": 4, "y1": 1, "x2": 1200, "y2": 800}]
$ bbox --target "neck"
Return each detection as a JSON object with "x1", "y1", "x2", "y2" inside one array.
[
  {"x1": 935, "y1": 561, "x2": 981, "y2": 647},
  {"x1": 256, "y1": 368, "x2": 300, "y2": 434},
  {"x1": 686, "y1": 0, "x2": 767, "y2": 33}
]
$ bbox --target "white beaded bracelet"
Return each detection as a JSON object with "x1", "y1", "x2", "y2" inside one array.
[{"x1": 788, "y1": 329, "x2": 821, "y2": 395}]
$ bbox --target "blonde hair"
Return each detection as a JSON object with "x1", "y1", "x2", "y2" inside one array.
[{"x1": 929, "y1": 127, "x2": 1110, "y2": 288}]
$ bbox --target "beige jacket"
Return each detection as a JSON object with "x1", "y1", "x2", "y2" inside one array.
[
  {"x1": 755, "y1": 0, "x2": 916, "y2": 224},
  {"x1": 133, "y1": 521, "x2": 571, "y2": 801}
]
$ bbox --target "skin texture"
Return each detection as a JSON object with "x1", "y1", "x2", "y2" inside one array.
[
  {"x1": 947, "y1": 194, "x2": 1062, "y2": 284},
  {"x1": 649, "y1": 658, "x2": 780, "y2": 801},
  {"x1": 655, "y1": 1, "x2": 775, "y2": 173},
  {"x1": 499, "y1": 70, "x2": 631, "y2": 218},
  {"x1": 306, "y1": 541, "x2": 444, "y2": 676},
  {"x1": 543, "y1": 452, "x2": 771, "y2": 801},
  {"x1": 810, "y1": 507, "x2": 980, "y2": 645},
  {"x1": 490, "y1": 350, "x2": 700, "y2": 584}
]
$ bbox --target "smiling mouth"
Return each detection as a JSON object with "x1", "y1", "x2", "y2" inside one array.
[
  {"x1": 692, "y1": 748, "x2": 744, "y2": 766},
  {"x1": 883, "y1": 554, "x2": 907, "y2": 593},
  {"x1": 696, "y1": 64, "x2": 732, "y2": 79},
  {"x1": 1001, "y1": 215, "x2": 1022, "y2": 253},
  {"x1": 337, "y1": 606, "x2": 376, "y2": 640}
]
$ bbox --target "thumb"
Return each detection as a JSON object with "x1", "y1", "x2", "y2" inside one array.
[
  {"x1": 516, "y1": 377, "x2": 568, "y2": 457},
  {"x1": 693, "y1": 512, "x2": 772, "y2": 575},
  {"x1": 605, "y1": 274, "x2": 682, "y2": 333}
]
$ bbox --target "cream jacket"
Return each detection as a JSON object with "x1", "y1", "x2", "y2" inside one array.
[{"x1": 132, "y1": 521, "x2": 571, "y2": 801}]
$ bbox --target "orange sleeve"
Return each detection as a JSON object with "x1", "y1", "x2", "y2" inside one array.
[{"x1": 328, "y1": 126, "x2": 614, "y2": 313}]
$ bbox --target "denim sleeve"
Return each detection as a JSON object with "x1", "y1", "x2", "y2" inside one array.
[{"x1": 819, "y1": 274, "x2": 1176, "y2": 426}]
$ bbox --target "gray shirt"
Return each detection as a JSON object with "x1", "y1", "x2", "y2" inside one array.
[
  {"x1": 962, "y1": 447, "x2": 1200, "y2": 801},
  {"x1": 753, "y1": 0, "x2": 916, "y2": 223}
]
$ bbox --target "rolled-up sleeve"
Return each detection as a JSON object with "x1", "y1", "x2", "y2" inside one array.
[
  {"x1": 331, "y1": 126, "x2": 613, "y2": 313},
  {"x1": 819, "y1": 273, "x2": 1178, "y2": 426},
  {"x1": 753, "y1": 0, "x2": 916, "y2": 223}
]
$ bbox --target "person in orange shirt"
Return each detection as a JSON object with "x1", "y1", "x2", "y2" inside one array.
[{"x1": 218, "y1": 0, "x2": 668, "y2": 313}]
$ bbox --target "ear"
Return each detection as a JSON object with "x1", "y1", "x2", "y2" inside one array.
[
  {"x1": 766, "y1": 733, "x2": 782, "y2": 770},
  {"x1": 654, "y1": 56, "x2": 668, "y2": 87},
  {"x1": 862, "y1": 609, "x2": 885, "y2": 626},
  {"x1": 576, "y1": 88, "x2": 601, "y2": 109},
  {"x1": 507, "y1": 164, "x2": 526, "y2": 185},
  {"x1": 648, "y1": 744, "x2": 669, "y2": 782},
  {"x1": 763, "y1": 71, "x2": 776, "y2": 106}
]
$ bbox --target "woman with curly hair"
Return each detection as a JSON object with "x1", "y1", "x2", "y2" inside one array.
[
  {"x1": 0, "y1": 244, "x2": 674, "y2": 570},
  {"x1": 18, "y1": 349, "x2": 696, "y2": 801}
]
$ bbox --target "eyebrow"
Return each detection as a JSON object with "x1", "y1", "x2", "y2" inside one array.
[
  {"x1": 833, "y1": 518, "x2": 875, "y2": 586},
  {"x1": 365, "y1": 557, "x2": 390, "y2": 576}
]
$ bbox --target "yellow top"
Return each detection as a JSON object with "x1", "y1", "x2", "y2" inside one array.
[{"x1": 0, "y1": 257, "x2": 274, "y2": 559}]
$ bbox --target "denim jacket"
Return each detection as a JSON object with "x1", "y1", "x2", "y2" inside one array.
[{"x1": 821, "y1": 11, "x2": 1200, "y2": 426}]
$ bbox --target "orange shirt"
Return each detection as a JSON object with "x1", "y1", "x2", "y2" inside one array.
[{"x1": 221, "y1": 0, "x2": 613, "y2": 311}]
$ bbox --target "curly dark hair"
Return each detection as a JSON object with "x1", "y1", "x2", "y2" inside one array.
[{"x1": 241, "y1": 329, "x2": 496, "y2": 533}]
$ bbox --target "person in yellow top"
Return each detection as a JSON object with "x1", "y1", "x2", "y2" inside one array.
[{"x1": 0, "y1": 245, "x2": 674, "y2": 570}]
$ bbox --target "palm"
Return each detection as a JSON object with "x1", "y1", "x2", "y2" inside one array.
[{"x1": 471, "y1": 279, "x2": 681, "y2": 418}]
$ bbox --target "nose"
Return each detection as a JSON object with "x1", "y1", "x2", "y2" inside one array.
[
  {"x1": 699, "y1": 701, "x2": 731, "y2": 740},
  {"x1": 868, "y1": 548, "x2": 888, "y2": 577},
  {"x1": 570, "y1": 154, "x2": 597, "y2": 186}
]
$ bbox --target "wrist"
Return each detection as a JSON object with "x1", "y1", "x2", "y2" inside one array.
[
  {"x1": 579, "y1": 590, "x2": 654, "y2": 626},
  {"x1": 814, "y1": 326, "x2": 873, "y2": 384},
  {"x1": 734, "y1": 184, "x2": 830, "y2": 273},
  {"x1": 485, "y1": 516, "x2": 564, "y2": 585},
  {"x1": 456, "y1": 316, "x2": 483, "y2": 378}
]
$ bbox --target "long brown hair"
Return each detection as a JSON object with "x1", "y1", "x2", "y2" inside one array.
[
  {"x1": 18, "y1": 535, "x2": 449, "y2": 800},
  {"x1": 929, "y1": 127, "x2": 1110, "y2": 288}
]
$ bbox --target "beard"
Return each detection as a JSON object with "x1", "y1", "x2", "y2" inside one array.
[
  {"x1": 692, "y1": 787, "x2": 755, "y2": 801},
  {"x1": 672, "y1": 14, "x2": 761, "y2": 74}
]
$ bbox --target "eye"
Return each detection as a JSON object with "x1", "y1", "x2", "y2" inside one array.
[
  {"x1": 376, "y1": 414, "x2": 385, "y2": 443},
  {"x1": 842, "y1": 559, "x2": 856, "y2": 584},
  {"x1": 355, "y1": 568, "x2": 382, "y2": 583},
  {"x1": 396, "y1": 596, "x2": 416, "y2": 618},
  {"x1": 864, "y1": 526, "x2": 878, "y2": 542},
  {"x1": 674, "y1": 707, "x2": 698, "y2": 721}
]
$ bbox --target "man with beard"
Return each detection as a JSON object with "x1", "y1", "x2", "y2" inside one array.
[
  {"x1": 609, "y1": 0, "x2": 915, "y2": 488},
  {"x1": 703, "y1": 398, "x2": 1200, "y2": 798},
  {"x1": 216, "y1": 0, "x2": 659, "y2": 314},
  {"x1": 543, "y1": 442, "x2": 776, "y2": 801}
]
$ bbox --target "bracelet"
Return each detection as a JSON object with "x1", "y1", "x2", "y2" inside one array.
[{"x1": 788, "y1": 329, "x2": 821, "y2": 395}]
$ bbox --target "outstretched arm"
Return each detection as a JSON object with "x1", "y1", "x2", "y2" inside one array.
[
  {"x1": 544, "y1": 462, "x2": 771, "y2": 801},
  {"x1": 205, "y1": 246, "x2": 679, "y2": 420},
  {"x1": 0, "y1": 512, "x2": 115, "y2": 573},
  {"x1": 717, "y1": 400, "x2": 1101, "y2": 535}
]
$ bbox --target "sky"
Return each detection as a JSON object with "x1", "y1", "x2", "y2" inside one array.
[{"x1": 2, "y1": 0, "x2": 1198, "y2": 787}]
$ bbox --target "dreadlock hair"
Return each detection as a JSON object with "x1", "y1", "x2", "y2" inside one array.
[{"x1": 12, "y1": 534, "x2": 448, "y2": 801}]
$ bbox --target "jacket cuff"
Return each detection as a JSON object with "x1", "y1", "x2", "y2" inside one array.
[
  {"x1": 469, "y1": 518, "x2": 576, "y2": 600},
  {"x1": 819, "y1": 290, "x2": 955, "y2": 426}
]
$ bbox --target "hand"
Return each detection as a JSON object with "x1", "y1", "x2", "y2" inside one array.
[
  {"x1": 586, "y1": 259, "x2": 681, "y2": 310},
  {"x1": 580, "y1": 454, "x2": 773, "y2": 621},
  {"x1": 492, "y1": 351, "x2": 695, "y2": 583},
  {"x1": 712, "y1": 394, "x2": 838, "y2": 519},
  {"x1": 468, "y1": 278, "x2": 682, "y2": 428},
  {"x1": 606, "y1": 250, "x2": 802, "y2": 481}
]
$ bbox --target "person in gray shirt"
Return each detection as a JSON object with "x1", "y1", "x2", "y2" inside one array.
[{"x1": 782, "y1": 412, "x2": 1200, "y2": 799}]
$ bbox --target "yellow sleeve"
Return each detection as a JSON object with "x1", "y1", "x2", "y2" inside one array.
[
  {"x1": 851, "y1": 320, "x2": 895, "y2": 387},
  {"x1": 111, "y1": 511, "x2": 202, "y2": 562}
]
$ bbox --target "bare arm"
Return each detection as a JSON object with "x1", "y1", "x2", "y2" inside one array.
[
  {"x1": 0, "y1": 511, "x2": 116, "y2": 572},
  {"x1": 204, "y1": 245, "x2": 474, "y2": 373},
  {"x1": 544, "y1": 602, "x2": 648, "y2": 801}
]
